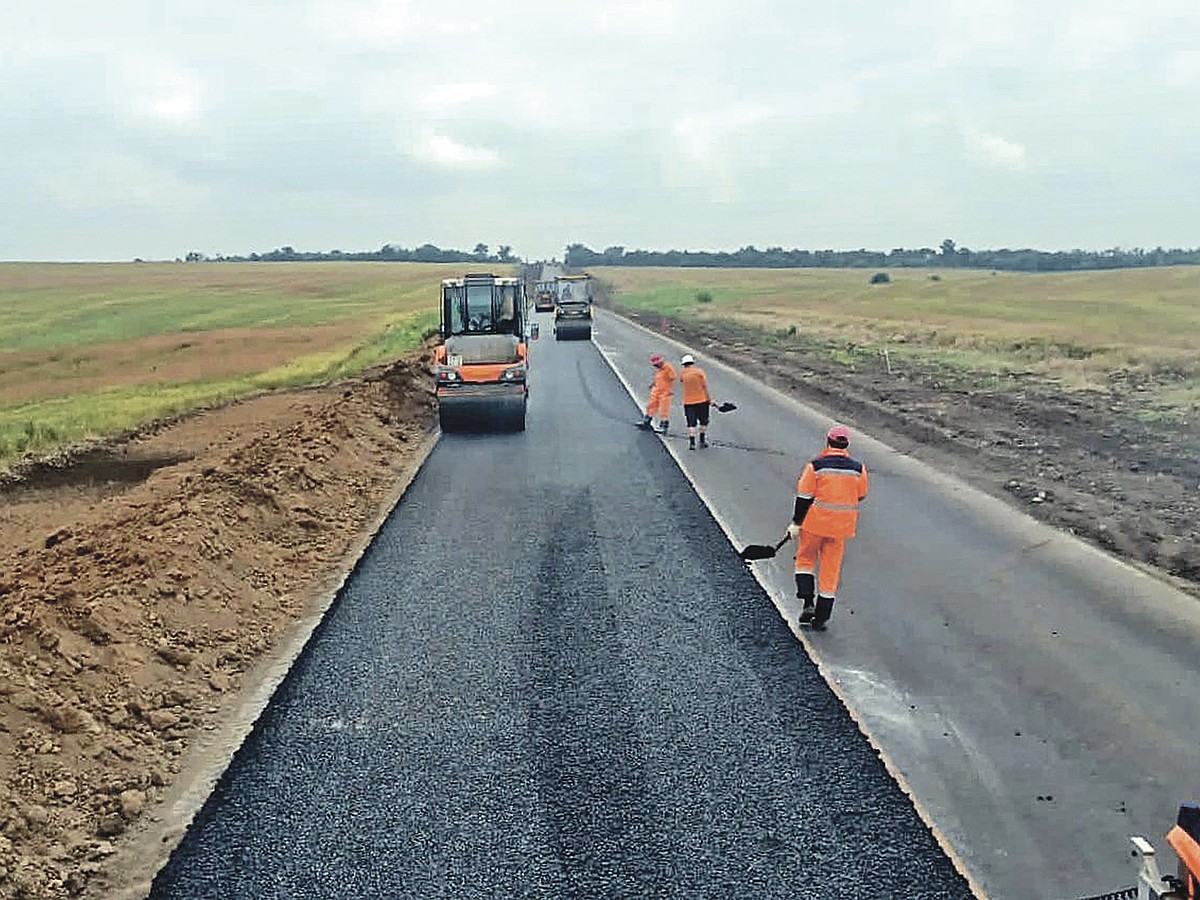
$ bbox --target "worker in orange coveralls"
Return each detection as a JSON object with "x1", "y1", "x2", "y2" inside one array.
[
  {"x1": 786, "y1": 424, "x2": 869, "y2": 631},
  {"x1": 637, "y1": 354, "x2": 676, "y2": 434},
  {"x1": 678, "y1": 354, "x2": 711, "y2": 450}
]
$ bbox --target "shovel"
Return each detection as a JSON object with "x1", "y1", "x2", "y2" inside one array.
[
  {"x1": 712, "y1": 401, "x2": 737, "y2": 413},
  {"x1": 738, "y1": 534, "x2": 790, "y2": 561}
]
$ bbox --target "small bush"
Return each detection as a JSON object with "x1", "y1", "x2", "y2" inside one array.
[
  {"x1": 869, "y1": 272, "x2": 891, "y2": 285},
  {"x1": 696, "y1": 290, "x2": 713, "y2": 304},
  {"x1": 928, "y1": 274, "x2": 941, "y2": 281}
]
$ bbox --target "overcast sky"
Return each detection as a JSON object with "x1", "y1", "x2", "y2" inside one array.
[{"x1": 3, "y1": 1, "x2": 1199, "y2": 261}]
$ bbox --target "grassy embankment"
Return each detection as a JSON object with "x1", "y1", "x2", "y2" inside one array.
[
  {"x1": 0, "y1": 262, "x2": 487, "y2": 468},
  {"x1": 595, "y1": 266, "x2": 1200, "y2": 416}
]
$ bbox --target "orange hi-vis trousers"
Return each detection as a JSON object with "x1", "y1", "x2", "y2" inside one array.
[
  {"x1": 795, "y1": 531, "x2": 846, "y2": 597},
  {"x1": 646, "y1": 389, "x2": 672, "y2": 419}
]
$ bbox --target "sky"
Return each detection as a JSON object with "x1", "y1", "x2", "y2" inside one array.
[{"x1": 3, "y1": 0, "x2": 1200, "y2": 262}]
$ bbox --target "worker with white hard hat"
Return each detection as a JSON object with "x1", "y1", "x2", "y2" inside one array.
[{"x1": 678, "y1": 354, "x2": 712, "y2": 450}]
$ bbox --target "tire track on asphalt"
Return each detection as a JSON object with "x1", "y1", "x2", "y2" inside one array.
[{"x1": 523, "y1": 487, "x2": 667, "y2": 893}]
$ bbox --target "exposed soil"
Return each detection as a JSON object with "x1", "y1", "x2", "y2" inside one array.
[
  {"x1": 613, "y1": 304, "x2": 1200, "y2": 592},
  {"x1": 0, "y1": 351, "x2": 436, "y2": 899}
]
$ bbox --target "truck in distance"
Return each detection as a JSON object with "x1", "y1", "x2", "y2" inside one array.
[{"x1": 533, "y1": 281, "x2": 557, "y2": 312}]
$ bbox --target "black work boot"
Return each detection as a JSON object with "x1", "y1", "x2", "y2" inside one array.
[
  {"x1": 795, "y1": 573, "x2": 816, "y2": 624},
  {"x1": 699, "y1": 433, "x2": 708, "y2": 448},
  {"x1": 812, "y1": 595, "x2": 835, "y2": 631},
  {"x1": 658, "y1": 420, "x2": 669, "y2": 434},
  {"x1": 636, "y1": 415, "x2": 652, "y2": 430},
  {"x1": 688, "y1": 436, "x2": 696, "y2": 450}
]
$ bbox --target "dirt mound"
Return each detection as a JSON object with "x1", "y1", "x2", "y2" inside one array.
[{"x1": 0, "y1": 353, "x2": 435, "y2": 899}]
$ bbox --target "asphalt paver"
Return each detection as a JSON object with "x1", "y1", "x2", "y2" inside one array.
[{"x1": 150, "y1": 321, "x2": 970, "y2": 899}]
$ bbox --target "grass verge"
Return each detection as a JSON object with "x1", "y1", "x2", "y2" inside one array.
[{"x1": 0, "y1": 262, "x2": 465, "y2": 469}]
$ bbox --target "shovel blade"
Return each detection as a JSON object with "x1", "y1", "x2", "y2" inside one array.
[
  {"x1": 716, "y1": 402, "x2": 737, "y2": 412},
  {"x1": 738, "y1": 544, "x2": 778, "y2": 561}
]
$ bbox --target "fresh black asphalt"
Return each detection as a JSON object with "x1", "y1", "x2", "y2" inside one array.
[{"x1": 150, "y1": 325, "x2": 970, "y2": 899}]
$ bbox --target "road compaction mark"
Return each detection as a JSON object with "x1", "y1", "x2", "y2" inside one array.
[
  {"x1": 576, "y1": 355, "x2": 787, "y2": 457},
  {"x1": 576, "y1": 356, "x2": 641, "y2": 427}
]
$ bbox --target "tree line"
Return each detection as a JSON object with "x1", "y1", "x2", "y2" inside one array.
[
  {"x1": 183, "y1": 243, "x2": 515, "y2": 264},
  {"x1": 563, "y1": 240, "x2": 1200, "y2": 272},
  {"x1": 181, "y1": 238, "x2": 1200, "y2": 272}
]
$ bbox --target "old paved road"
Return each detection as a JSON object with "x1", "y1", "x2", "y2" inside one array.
[
  {"x1": 593, "y1": 307, "x2": 1200, "y2": 900},
  {"x1": 150, "y1": 313, "x2": 968, "y2": 898}
]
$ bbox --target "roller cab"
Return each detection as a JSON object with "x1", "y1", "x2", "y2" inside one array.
[
  {"x1": 553, "y1": 273, "x2": 593, "y2": 341},
  {"x1": 434, "y1": 274, "x2": 529, "y2": 431}
]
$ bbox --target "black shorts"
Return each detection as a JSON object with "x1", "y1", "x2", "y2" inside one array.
[{"x1": 684, "y1": 402, "x2": 710, "y2": 427}]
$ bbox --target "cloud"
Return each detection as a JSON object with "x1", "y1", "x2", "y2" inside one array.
[
  {"x1": 39, "y1": 152, "x2": 210, "y2": 211},
  {"x1": 593, "y1": 0, "x2": 682, "y2": 35},
  {"x1": 310, "y1": 0, "x2": 494, "y2": 45},
  {"x1": 1166, "y1": 49, "x2": 1200, "y2": 86},
  {"x1": 422, "y1": 82, "x2": 497, "y2": 107},
  {"x1": 667, "y1": 104, "x2": 778, "y2": 201},
  {"x1": 962, "y1": 127, "x2": 1027, "y2": 170},
  {"x1": 4, "y1": 0, "x2": 1200, "y2": 260},
  {"x1": 100, "y1": 55, "x2": 209, "y2": 128},
  {"x1": 1055, "y1": 7, "x2": 1150, "y2": 71},
  {"x1": 309, "y1": 0, "x2": 417, "y2": 44},
  {"x1": 411, "y1": 129, "x2": 499, "y2": 169}
]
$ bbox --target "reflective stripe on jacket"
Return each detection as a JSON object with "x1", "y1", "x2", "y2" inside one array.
[
  {"x1": 679, "y1": 366, "x2": 710, "y2": 405},
  {"x1": 796, "y1": 447, "x2": 869, "y2": 538}
]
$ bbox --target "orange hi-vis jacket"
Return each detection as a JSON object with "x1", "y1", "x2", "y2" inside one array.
[
  {"x1": 648, "y1": 362, "x2": 675, "y2": 400},
  {"x1": 796, "y1": 447, "x2": 869, "y2": 538},
  {"x1": 679, "y1": 366, "x2": 710, "y2": 405},
  {"x1": 645, "y1": 361, "x2": 676, "y2": 418}
]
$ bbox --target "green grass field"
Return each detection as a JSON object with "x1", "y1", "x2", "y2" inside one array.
[
  {"x1": 596, "y1": 266, "x2": 1200, "y2": 413},
  {"x1": 0, "y1": 262, "x2": 502, "y2": 467}
]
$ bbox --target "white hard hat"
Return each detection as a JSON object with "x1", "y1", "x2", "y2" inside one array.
[{"x1": 681, "y1": 354, "x2": 695, "y2": 365}]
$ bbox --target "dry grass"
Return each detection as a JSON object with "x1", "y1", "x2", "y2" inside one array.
[
  {"x1": 597, "y1": 266, "x2": 1200, "y2": 397},
  {"x1": 0, "y1": 261, "x2": 498, "y2": 465}
]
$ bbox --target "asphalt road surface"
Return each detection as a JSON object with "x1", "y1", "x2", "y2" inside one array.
[
  {"x1": 150, "y1": 314, "x2": 969, "y2": 899},
  {"x1": 592, "y1": 308, "x2": 1200, "y2": 900}
]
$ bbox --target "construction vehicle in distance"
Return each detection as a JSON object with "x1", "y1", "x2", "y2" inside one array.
[
  {"x1": 1131, "y1": 803, "x2": 1200, "y2": 899},
  {"x1": 553, "y1": 273, "x2": 593, "y2": 341},
  {"x1": 533, "y1": 280, "x2": 557, "y2": 312},
  {"x1": 433, "y1": 273, "x2": 531, "y2": 432}
]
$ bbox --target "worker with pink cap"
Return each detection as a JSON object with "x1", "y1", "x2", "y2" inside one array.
[
  {"x1": 637, "y1": 353, "x2": 675, "y2": 434},
  {"x1": 784, "y1": 424, "x2": 870, "y2": 630}
]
